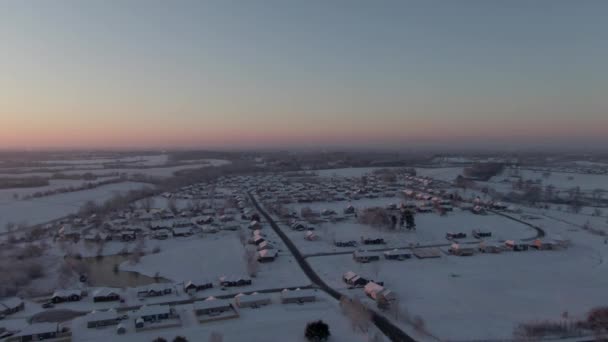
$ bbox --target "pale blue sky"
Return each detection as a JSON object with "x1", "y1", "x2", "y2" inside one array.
[{"x1": 1, "y1": 1, "x2": 607, "y2": 149}]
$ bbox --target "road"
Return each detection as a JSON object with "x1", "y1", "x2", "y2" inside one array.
[{"x1": 248, "y1": 192, "x2": 417, "y2": 342}]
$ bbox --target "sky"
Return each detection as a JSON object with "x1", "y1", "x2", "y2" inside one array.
[{"x1": 1, "y1": 1, "x2": 607, "y2": 151}]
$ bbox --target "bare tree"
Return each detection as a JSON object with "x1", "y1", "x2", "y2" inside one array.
[
  {"x1": 371, "y1": 261, "x2": 380, "y2": 279},
  {"x1": 340, "y1": 296, "x2": 372, "y2": 333},
  {"x1": 141, "y1": 197, "x2": 155, "y2": 212},
  {"x1": 168, "y1": 197, "x2": 178, "y2": 214},
  {"x1": 244, "y1": 245, "x2": 258, "y2": 277},
  {"x1": 238, "y1": 229, "x2": 248, "y2": 246},
  {"x1": 130, "y1": 235, "x2": 147, "y2": 264}
]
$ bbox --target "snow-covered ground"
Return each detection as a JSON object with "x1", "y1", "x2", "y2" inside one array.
[
  {"x1": 70, "y1": 292, "x2": 373, "y2": 342},
  {"x1": 0, "y1": 182, "x2": 153, "y2": 232},
  {"x1": 120, "y1": 229, "x2": 310, "y2": 293},
  {"x1": 309, "y1": 240, "x2": 608, "y2": 341},
  {"x1": 492, "y1": 168, "x2": 608, "y2": 191},
  {"x1": 282, "y1": 197, "x2": 534, "y2": 255},
  {"x1": 0, "y1": 159, "x2": 230, "y2": 179},
  {"x1": 414, "y1": 167, "x2": 463, "y2": 182},
  {"x1": 0, "y1": 177, "x2": 118, "y2": 204},
  {"x1": 40, "y1": 154, "x2": 170, "y2": 166}
]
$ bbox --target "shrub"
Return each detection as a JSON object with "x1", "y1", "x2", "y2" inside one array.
[{"x1": 305, "y1": 320, "x2": 331, "y2": 341}]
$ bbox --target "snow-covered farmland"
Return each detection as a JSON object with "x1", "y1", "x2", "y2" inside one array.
[
  {"x1": 120, "y1": 230, "x2": 310, "y2": 293},
  {"x1": 492, "y1": 168, "x2": 608, "y2": 191},
  {"x1": 0, "y1": 182, "x2": 152, "y2": 232},
  {"x1": 414, "y1": 167, "x2": 463, "y2": 182},
  {"x1": 309, "y1": 241, "x2": 607, "y2": 341}
]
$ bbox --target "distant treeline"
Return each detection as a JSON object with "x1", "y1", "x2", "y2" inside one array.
[
  {"x1": 0, "y1": 177, "x2": 49, "y2": 189},
  {"x1": 463, "y1": 163, "x2": 504, "y2": 181}
]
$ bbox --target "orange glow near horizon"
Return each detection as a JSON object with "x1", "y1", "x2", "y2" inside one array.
[{"x1": 3, "y1": 111, "x2": 607, "y2": 150}]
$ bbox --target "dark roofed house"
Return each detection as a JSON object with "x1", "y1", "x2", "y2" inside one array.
[
  {"x1": 280, "y1": 289, "x2": 317, "y2": 304},
  {"x1": 92, "y1": 288, "x2": 121, "y2": 302},
  {"x1": 184, "y1": 280, "x2": 213, "y2": 294},
  {"x1": 11, "y1": 323, "x2": 63, "y2": 342},
  {"x1": 353, "y1": 250, "x2": 381, "y2": 263},
  {"x1": 86, "y1": 309, "x2": 120, "y2": 328},
  {"x1": 219, "y1": 276, "x2": 252, "y2": 288},
  {"x1": 0, "y1": 297, "x2": 24, "y2": 316},
  {"x1": 193, "y1": 297, "x2": 239, "y2": 323},
  {"x1": 384, "y1": 249, "x2": 412, "y2": 261},
  {"x1": 51, "y1": 289, "x2": 83, "y2": 303}
]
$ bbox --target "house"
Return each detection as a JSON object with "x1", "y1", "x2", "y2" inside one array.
[
  {"x1": 446, "y1": 232, "x2": 467, "y2": 240},
  {"x1": 413, "y1": 248, "x2": 442, "y2": 259},
  {"x1": 11, "y1": 323, "x2": 62, "y2": 342},
  {"x1": 291, "y1": 222, "x2": 306, "y2": 231},
  {"x1": 478, "y1": 242, "x2": 503, "y2": 253},
  {"x1": 149, "y1": 220, "x2": 172, "y2": 230},
  {"x1": 353, "y1": 250, "x2": 381, "y2": 263},
  {"x1": 384, "y1": 249, "x2": 412, "y2": 260},
  {"x1": 531, "y1": 239, "x2": 559, "y2": 250},
  {"x1": 335, "y1": 240, "x2": 357, "y2": 248},
  {"x1": 0, "y1": 297, "x2": 24, "y2": 316},
  {"x1": 92, "y1": 288, "x2": 121, "y2": 302},
  {"x1": 153, "y1": 229, "x2": 170, "y2": 240},
  {"x1": 376, "y1": 289, "x2": 397, "y2": 308},
  {"x1": 472, "y1": 229, "x2": 492, "y2": 239},
  {"x1": 448, "y1": 243, "x2": 476, "y2": 256},
  {"x1": 219, "y1": 276, "x2": 252, "y2": 287},
  {"x1": 201, "y1": 225, "x2": 219, "y2": 234},
  {"x1": 252, "y1": 236, "x2": 265, "y2": 245},
  {"x1": 136, "y1": 284, "x2": 173, "y2": 298},
  {"x1": 280, "y1": 289, "x2": 317, "y2": 304},
  {"x1": 234, "y1": 292, "x2": 271, "y2": 308},
  {"x1": 194, "y1": 297, "x2": 234, "y2": 316},
  {"x1": 172, "y1": 226, "x2": 193, "y2": 237},
  {"x1": 257, "y1": 241, "x2": 273, "y2": 251},
  {"x1": 173, "y1": 219, "x2": 192, "y2": 228},
  {"x1": 304, "y1": 231, "x2": 318, "y2": 241},
  {"x1": 58, "y1": 224, "x2": 81, "y2": 240},
  {"x1": 184, "y1": 280, "x2": 213, "y2": 294},
  {"x1": 364, "y1": 282, "x2": 385, "y2": 300},
  {"x1": 134, "y1": 305, "x2": 176, "y2": 328},
  {"x1": 51, "y1": 289, "x2": 83, "y2": 303},
  {"x1": 361, "y1": 237, "x2": 385, "y2": 245},
  {"x1": 505, "y1": 240, "x2": 529, "y2": 251},
  {"x1": 257, "y1": 249, "x2": 278, "y2": 262},
  {"x1": 120, "y1": 230, "x2": 137, "y2": 241},
  {"x1": 86, "y1": 309, "x2": 120, "y2": 328},
  {"x1": 344, "y1": 205, "x2": 356, "y2": 214},
  {"x1": 342, "y1": 272, "x2": 369, "y2": 287},
  {"x1": 194, "y1": 216, "x2": 214, "y2": 225},
  {"x1": 248, "y1": 221, "x2": 261, "y2": 230},
  {"x1": 193, "y1": 297, "x2": 239, "y2": 322}
]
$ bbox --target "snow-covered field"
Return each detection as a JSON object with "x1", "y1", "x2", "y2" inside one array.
[
  {"x1": 492, "y1": 168, "x2": 608, "y2": 191},
  {"x1": 414, "y1": 167, "x2": 463, "y2": 182},
  {"x1": 309, "y1": 241, "x2": 608, "y2": 341},
  {"x1": 0, "y1": 182, "x2": 152, "y2": 232},
  {"x1": 0, "y1": 158, "x2": 230, "y2": 179},
  {"x1": 120, "y1": 229, "x2": 310, "y2": 293},
  {"x1": 40, "y1": 154, "x2": 170, "y2": 166},
  {"x1": 0, "y1": 177, "x2": 118, "y2": 204}
]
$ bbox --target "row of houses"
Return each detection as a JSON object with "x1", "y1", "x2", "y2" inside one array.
[{"x1": 353, "y1": 249, "x2": 413, "y2": 263}]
